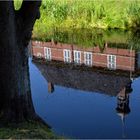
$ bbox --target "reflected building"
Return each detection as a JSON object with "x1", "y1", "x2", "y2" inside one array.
[
  {"x1": 31, "y1": 40, "x2": 139, "y2": 96},
  {"x1": 31, "y1": 40, "x2": 140, "y2": 138},
  {"x1": 34, "y1": 60, "x2": 132, "y2": 96},
  {"x1": 31, "y1": 40, "x2": 140, "y2": 95},
  {"x1": 31, "y1": 40, "x2": 140, "y2": 72}
]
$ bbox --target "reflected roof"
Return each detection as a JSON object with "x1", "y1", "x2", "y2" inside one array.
[{"x1": 33, "y1": 60, "x2": 131, "y2": 96}]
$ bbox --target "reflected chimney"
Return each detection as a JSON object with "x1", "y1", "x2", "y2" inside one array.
[{"x1": 48, "y1": 82, "x2": 54, "y2": 93}]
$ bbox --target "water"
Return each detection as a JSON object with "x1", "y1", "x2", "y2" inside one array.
[{"x1": 29, "y1": 29, "x2": 140, "y2": 139}]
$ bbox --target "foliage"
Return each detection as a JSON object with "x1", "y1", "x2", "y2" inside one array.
[
  {"x1": 32, "y1": 27, "x2": 128, "y2": 47},
  {"x1": 14, "y1": 0, "x2": 23, "y2": 10},
  {"x1": 13, "y1": 0, "x2": 140, "y2": 50},
  {"x1": 127, "y1": 1, "x2": 140, "y2": 29},
  {"x1": 33, "y1": 0, "x2": 140, "y2": 40}
]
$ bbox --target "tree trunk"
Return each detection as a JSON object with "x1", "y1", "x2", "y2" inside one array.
[{"x1": 0, "y1": 1, "x2": 41, "y2": 122}]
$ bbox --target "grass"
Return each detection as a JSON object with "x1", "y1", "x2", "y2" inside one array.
[
  {"x1": 0, "y1": 120, "x2": 57, "y2": 139},
  {"x1": 14, "y1": 0, "x2": 140, "y2": 46},
  {"x1": 33, "y1": 0, "x2": 140, "y2": 37}
]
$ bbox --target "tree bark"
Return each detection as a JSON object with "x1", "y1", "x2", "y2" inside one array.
[{"x1": 0, "y1": 1, "x2": 41, "y2": 122}]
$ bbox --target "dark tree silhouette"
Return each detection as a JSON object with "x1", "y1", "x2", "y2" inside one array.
[{"x1": 0, "y1": 1, "x2": 41, "y2": 122}]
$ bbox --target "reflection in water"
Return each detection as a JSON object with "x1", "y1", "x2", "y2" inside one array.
[
  {"x1": 30, "y1": 29, "x2": 140, "y2": 139},
  {"x1": 31, "y1": 57, "x2": 134, "y2": 138},
  {"x1": 33, "y1": 60, "x2": 132, "y2": 96},
  {"x1": 31, "y1": 58, "x2": 135, "y2": 138},
  {"x1": 32, "y1": 40, "x2": 138, "y2": 72}
]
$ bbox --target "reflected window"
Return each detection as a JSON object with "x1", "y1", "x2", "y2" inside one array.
[
  {"x1": 84, "y1": 52, "x2": 92, "y2": 66},
  {"x1": 63, "y1": 49, "x2": 71, "y2": 63},
  {"x1": 74, "y1": 50, "x2": 81, "y2": 64},
  {"x1": 107, "y1": 55, "x2": 116, "y2": 69},
  {"x1": 44, "y1": 47, "x2": 51, "y2": 60}
]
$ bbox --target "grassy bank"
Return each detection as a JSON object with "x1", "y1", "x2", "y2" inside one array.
[
  {"x1": 33, "y1": 0, "x2": 140, "y2": 39},
  {"x1": 0, "y1": 120, "x2": 57, "y2": 139},
  {"x1": 14, "y1": 0, "x2": 140, "y2": 40},
  {"x1": 14, "y1": 0, "x2": 140, "y2": 49}
]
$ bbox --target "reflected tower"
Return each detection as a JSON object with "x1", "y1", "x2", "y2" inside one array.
[{"x1": 116, "y1": 82, "x2": 132, "y2": 138}]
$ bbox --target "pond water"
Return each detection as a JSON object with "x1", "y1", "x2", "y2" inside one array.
[{"x1": 30, "y1": 29, "x2": 140, "y2": 139}]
